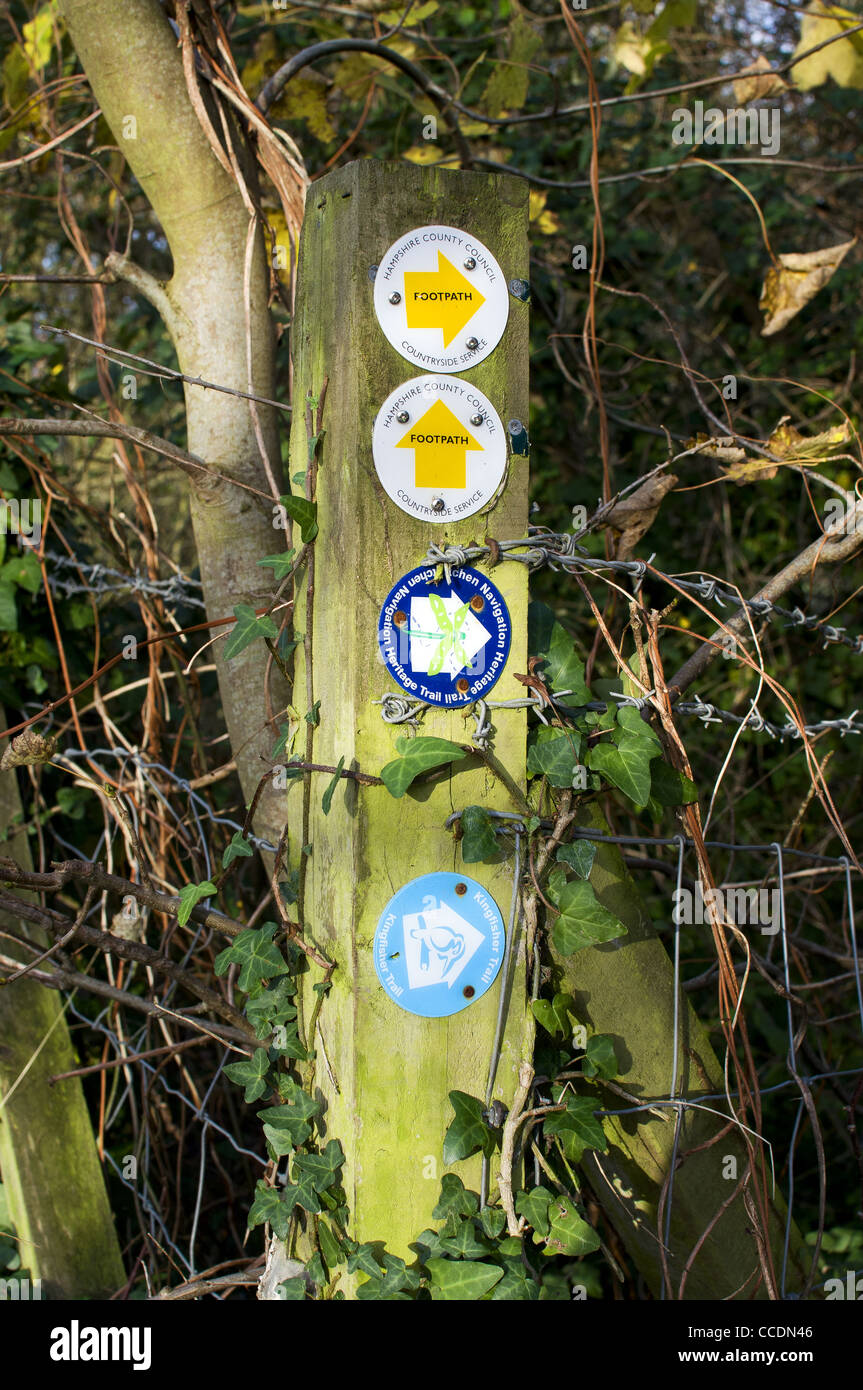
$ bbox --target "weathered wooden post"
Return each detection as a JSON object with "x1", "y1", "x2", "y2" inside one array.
[
  {"x1": 288, "y1": 161, "x2": 531, "y2": 1257},
  {"x1": 0, "y1": 717, "x2": 125, "y2": 1299}
]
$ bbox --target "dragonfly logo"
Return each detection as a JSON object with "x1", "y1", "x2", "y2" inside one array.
[{"x1": 408, "y1": 590, "x2": 490, "y2": 679}]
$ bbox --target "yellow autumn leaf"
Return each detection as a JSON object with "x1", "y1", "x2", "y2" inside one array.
[
  {"x1": 767, "y1": 419, "x2": 852, "y2": 463},
  {"x1": 529, "y1": 190, "x2": 561, "y2": 235},
  {"x1": 265, "y1": 211, "x2": 296, "y2": 283},
  {"x1": 790, "y1": 1, "x2": 863, "y2": 90},
  {"x1": 402, "y1": 145, "x2": 459, "y2": 168},
  {"x1": 760, "y1": 239, "x2": 856, "y2": 335},
  {"x1": 733, "y1": 55, "x2": 790, "y2": 104},
  {"x1": 613, "y1": 22, "x2": 651, "y2": 75},
  {"x1": 23, "y1": 1, "x2": 59, "y2": 73}
]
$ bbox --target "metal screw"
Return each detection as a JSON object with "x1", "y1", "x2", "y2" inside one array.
[
  {"x1": 463, "y1": 257, "x2": 476, "y2": 270},
  {"x1": 397, "y1": 411, "x2": 410, "y2": 423},
  {"x1": 393, "y1": 610, "x2": 407, "y2": 627},
  {"x1": 509, "y1": 277, "x2": 530, "y2": 300},
  {"x1": 465, "y1": 337, "x2": 479, "y2": 351},
  {"x1": 462, "y1": 985, "x2": 475, "y2": 998},
  {"x1": 508, "y1": 418, "x2": 524, "y2": 435},
  {"x1": 431, "y1": 497, "x2": 446, "y2": 513},
  {"x1": 470, "y1": 413, "x2": 484, "y2": 426},
  {"x1": 389, "y1": 291, "x2": 401, "y2": 305},
  {"x1": 456, "y1": 678, "x2": 470, "y2": 695},
  {"x1": 470, "y1": 595, "x2": 485, "y2": 612},
  {"x1": 368, "y1": 264, "x2": 379, "y2": 282},
  {"x1": 455, "y1": 882, "x2": 468, "y2": 895}
]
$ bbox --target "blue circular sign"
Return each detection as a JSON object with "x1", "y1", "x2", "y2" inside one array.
[
  {"x1": 378, "y1": 565, "x2": 511, "y2": 707},
  {"x1": 374, "y1": 873, "x2": 506, "y2": 1017}
]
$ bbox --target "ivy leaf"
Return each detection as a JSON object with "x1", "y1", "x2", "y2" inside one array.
[
  {"x1": 438, "y1": 1218, "x2": 491, "y2": 1259},
  {"x1": 356, "y1": 1253, "x2": 419, "y2": 1300},
  {"x1": 177, "y1": 879, "x2": 216, "y2": 928},
  {"x1": 583, "y1": 1033, "x2": 619, "y2": 1080},
  {"x1": 257, "y1": 549, "x2": 296, "y2": 581},
  {"x1": 0, "y1": 550, "x2": 41, "y2": 594},
  {"x1": 245, "y1": 976, "x2": 297, "y2": 1039},
  {"x1": 550, "y1": 880, "x2": 627, "y2": 956},
  {"x1": 556, "y1": 841, "x2": 596, "y2": 879},
  {"x1": 544, "y1": 1094, "x2": 607, "y2": 1161},
  {"x1": 318, "y1": 1221, "x2": 344, "y2": 1271},
  {"x1": 257, "y1": 1085, "x2": 320, "y2": 1155},
  {"x1": 346, "y1": 1243, "x2": 383, "y2": 1280},
  {"x1": 492, "y1": 1260, "x2": 541, "y2": 1300},
  {"x1": 432, "y1": 1174, "x2": 479, "y2": 1220},
  {"x1": 214, "y1": 922, "x2": 289, "y2": 993},
  {"x1": 459, "y1": 805, "x2": 499, "y2": 863},
  {"x1": 616, "y1": 704, "x2": 662, "y2": 750},
  {"x1": 277, "y1": 1276, "x2": 307, "y2": 1300},
  {"x1": 248, "y1": 1180, "x2": 292, "y2": 1239},
  {"x1": 224, "y1": 1048, "x2": 272, "y2": 1104},
  {"x1": 587, "y1": 736, "x2": 657, "y2": 809},
  {"x1": 527, "y1": 601, "x2": 591, "y2": 701},
  {"x1": 516, "y1": 1187, "x2": 553, "y2": 1238},
  {"x1": 526, "y1": 727, "x2": 583, "y2": 787},
  {"x1": 280, "y1": 494, "x2": 318, "y2": 543},
  {"x1": 479, "y1": 1206, "x2": 506, "y2": 1240},
  {"x1": 650, "y1": 760, "x2": 698, "y2": 806},
  {"x1": 380, "y1": 736, "x2": 468, "y2": 798},
  {"x1": 544, "y1": 1198, "x2": 601, "y2": 1258},
  {"x1": 222, "y1": 831, "x2": 254, "y2": 869},
  {"x1": 224, "y1": 604, "x2": 279, "y2": 661},
  {"x1": 442, "y1": 1091, "x2": 496, "y2": 1164},
  {"x1": 292, "y1": 1139, "x2": 344, "y2": 1201},
  {"x1": 427, "y1": 1258, "x2": 504, "y2": 1301},
  {"x1": 531, "y1": 991, "x2": 575, "y2": 1040},
  {"x1": 321, "y1": 757, "x2": 345, "y2": 816}
]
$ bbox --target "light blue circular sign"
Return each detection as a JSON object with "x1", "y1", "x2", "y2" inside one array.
[
  {"x1": 373, "y1": 872, "x2": 505, "y2": 1018},
  {"x1": 377, "y1": 565, "x2": 511, "y2": 707}
]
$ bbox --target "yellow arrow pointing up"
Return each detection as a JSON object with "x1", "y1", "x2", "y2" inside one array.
[
  {"x1": 403, "y1": 253, "x2": 486, "y2": 348},
  {"x1": 395, "y1": 399, "x2": 483, "y2": 489}
]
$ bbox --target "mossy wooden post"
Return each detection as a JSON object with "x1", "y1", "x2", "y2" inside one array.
[
  {"x1": 289, "y1": 161, "x2": 531, "y2": 1260},
  {"x1": 0, "y1": 719, "x2": 125, "y2": 1298}
]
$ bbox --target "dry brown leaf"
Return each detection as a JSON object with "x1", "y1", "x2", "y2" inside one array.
[
  {"x1": 767, "y1": 418, "x2": 852, "y2": 462},
  {"x1": 760, "y1": 239, "x2": 856, "y2": 336},
  {"x1": 603, "y1": 472, "x2": 678, "y2": 559},
  {"x1": 733, "y1": 56, "x2": 790, "y2": 104}
]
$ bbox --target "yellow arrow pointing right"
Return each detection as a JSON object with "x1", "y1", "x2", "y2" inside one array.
[{"x1": 403, "y1": 253, "x2": 485, "y2": 347}]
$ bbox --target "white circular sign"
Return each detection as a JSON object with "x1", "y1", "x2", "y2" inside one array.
[
  {"x1": 373, "y1": 225, "x2": 509, "y2": 372},
  {"x1": 372, "y1": 375, "x2": 507, "y2": 523}
]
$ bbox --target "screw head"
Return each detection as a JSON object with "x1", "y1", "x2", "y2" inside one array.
[
  {"x1": 397, "y1": 411, "x2": 410, "y2": 423},
  {"x1": 470, "y1": 595, "x2": 485, "y2": 612},
  {"x1": 393, "y1": 609, "x2": 407, "y2": 627},
  {"x1": 455, "y1": 881, "x2": 468, "y2": 895},
  {"x1": 465, "y1": 336, "x2": 479, "y2": 351},
  {"x1": 470, "y1": 413, "x2": 484, "y2": 426},
  {"x1": 463, "y1": 257, "x2": 476, "y2": 270},
  {"x1": 368, "y1": 264, "x2": 379, "y2": 282},
  {"x1": 509, "y1": 277, "x2": 530, "y2": 300},
  {"x1": 508, "y1": 418, "x2": 524, "y2": 435},
  {"x1": 388, "y1": 291, "x2": 401, "y2": 305},
  {"x1": 431, "y1": 497, "x2": 446, "y2": 513}
]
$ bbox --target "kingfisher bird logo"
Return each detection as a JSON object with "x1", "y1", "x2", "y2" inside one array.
[{"x1": 402, "y1": 900, "x2": 485, "y2": 989}]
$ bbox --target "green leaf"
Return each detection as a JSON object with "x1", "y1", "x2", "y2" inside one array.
[
  {"x1": 214, "y1": 922, "x2": 289, "y2": 993},
  {"x1": 257, "y1": 549, "x2": 296, "y2": 581},
  {"x1": 280, "y1": 494, "x2": 318, "y2": 543},
  {"x1": 492, "y1": 1262, "x2": 541, "y2": 1300},
  {"x1": 650, "y1": 760, "x2": 698, "y2": 806},
  {"x1": 528, "y1": 601, "x2": 591, "y2": 701},
  {"x1": 380, "y1": 735, "x2": 468, "y2": 798},
  {"x1": 306, "y1": 1253, "x2": 326, "y2": 1288},
  {"x1": 0, "y1": 582, "x2": 18, "y2": 632},
  {"x1": 177, "y1": 879, "x2": 216, "y2": 928},
  {"x1": 616, "y1": 704, "x2": 662, "y2": 750},
  {"x1": 224, "y1": 1048, "x2": 271, "y2": 1104},
  {"x1": 427, "y1": 1258, "x2": 504, "y2": 1301},
  {"x1": 222, "y1": 831, "x2": 253, "y2": 869},
  {"x1": 292, "y1": 1139, "x2": 344, "y2": 1198},
  {"x1": 459, "y1": 805, "x2": 499, "y2": 863},
  {"x1": 544, "y1": 1094, "x2": 607, "y2": 1161},
  {"x1": 356, "y1": 1253, "x2": 419, "y2": 1300},
  {"x1": 224, "y1": 604, "x2": 279, "y2": 661},
  {"x1": 433, "y1": 1174, "x2": 479, "y2": 1220},
  {"x1": 257, "y1": 1085, "x2": 320, "y2": 1154},
  {"x1": 583, "y1": 1033, "x2": 619, "y2": 1080},
  {"x1": 550, "y1": 879, "x2": 626, "y2": 956},
  {"x1": 305, "y1": 700, "x2": 321, "y2": 727},
  {"x1": 347, "y1": 1243, "x2": 384, "y2": 1280},
  {"x1": 516, "y1": 1187, "x2": 552, "y2": 1238},
  {"x1": 248, "y1": 1180, "x2": 292, "y2": 1238},
  {"x1": 531, "y1": 991, "x2": 575, "y2": 1040},
  {"x1": 526, "y1": 726, "x2": 583, "y2": 787},
  {"x1": 318, "y1": 1220, "x2": 344, "y2": 1271},
  {"x1": 321, "y1": 757, "x2": 345, "y2": 815},
  {"x1": 244, "y1": 976, "x2": 298, "y2": 1039},
  {"x1": 277, "y1": 1277, "x2": 307, "y2": 1300},
  {"x1": 443, "y1": 1091, "x2": 496, "y2": 1164},
  {"x1": 587, "y1": 736, "x2": 657, "y2": 809},
  {"x1": 556, "y1": 841, "x2": 596, "y2": 878},
  {"x1": 439, "y1": 1218, "x2": 491, "y2": 1259},
  {"x1": 544, "y1": 1198, "x2": 601, "y2": 1258},
  {"x1": 0, "y1": 550, "x2": 41, "y2": 594},
  {"x1": 479, "y1": 1205, "x2": 506, "y2": 1240}
]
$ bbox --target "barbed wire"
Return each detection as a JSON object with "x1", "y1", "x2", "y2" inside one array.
[
  {"x1": 422, "y1": 533, "x2": 863, "y2": 655},
  {"x1": 43, "y1": 551, "x2": 206, "y2": 609}
]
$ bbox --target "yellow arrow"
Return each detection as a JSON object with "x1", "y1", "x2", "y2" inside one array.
[
  {"x1": 403, "y1": 253, "x2": 486, "y2": 348},
  {"x1": 395, "y1": 399, "x2": 483, "y2": 490}
]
